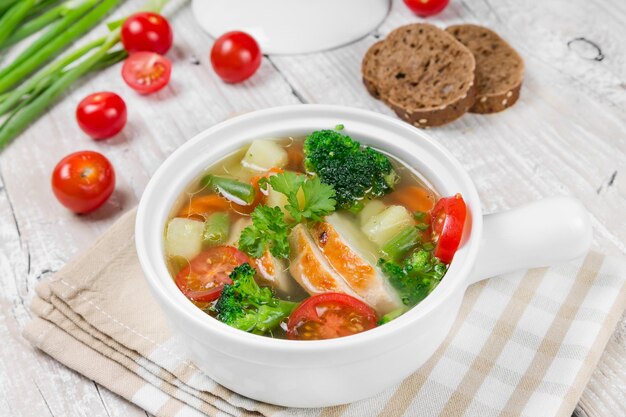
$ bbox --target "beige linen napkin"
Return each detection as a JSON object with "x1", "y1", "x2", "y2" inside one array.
[{"x1": 23, "y1": 208, "x2": 626, "y2": 417}]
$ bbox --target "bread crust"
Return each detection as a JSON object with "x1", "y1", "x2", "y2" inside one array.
[
  {"x1": 445, "y1": 24, "x2": 524, "y2": 114},
  {"x1": 388, "y1": 78, "x2": 477, "y2": 127},
  {"x1": 361, "y1": 24, "x2": 476, "y2": 128}
]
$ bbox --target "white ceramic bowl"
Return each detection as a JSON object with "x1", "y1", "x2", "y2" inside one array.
[{"x1": 136, "y1": 105, "x2": 591, "y2": 408}]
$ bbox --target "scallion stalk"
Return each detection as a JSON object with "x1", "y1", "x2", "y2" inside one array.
[
  {"x1": 0, "y1": 30, "x2": 120, "y2": 148},
  {"x1": 0, "y1": 0, "x2": 36, "y2": 45},
  {"x1": 0, "y1": 38, "x2": 104, "y2": 116},
  {"x1": 0, "y1": 1, "x2": 68, "y2": 49},
  {"x1": 0, "y1": 0, "x2": 114, "y2": 93}
]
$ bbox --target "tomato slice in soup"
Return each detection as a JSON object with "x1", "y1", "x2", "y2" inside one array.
[
  {"x1": 287, "y1": 293, "x2": 378, "y2": 340},
  {"x1": 431, "y1": 194, "x2": 467, "y2": 264},
  {"x1": 175, "y1": 246, "x2": 249, "y2": 303}
]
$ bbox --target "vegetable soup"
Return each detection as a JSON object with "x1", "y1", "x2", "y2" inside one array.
[{"x1": 164, "y1": 127, "x2": 466, "y2": 340}]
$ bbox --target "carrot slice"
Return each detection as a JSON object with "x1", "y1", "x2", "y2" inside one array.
[
  {"x1": 178, "y1": 195, "x2": 230, "y2": 219},
  {"x1": 388, "y1": 186, "x2": 436, "y2": 213}
]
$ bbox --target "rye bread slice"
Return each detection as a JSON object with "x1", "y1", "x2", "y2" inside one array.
[
  {"x1": 446, "y1": 24, "x2": 524, "y2": 114},
  {"x1": 361, "y1": 24, "x2": 476, "y2": 127}
]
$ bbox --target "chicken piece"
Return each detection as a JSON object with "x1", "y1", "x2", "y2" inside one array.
[
  {"x1": 288, "y1": 224, "x2": 362, "y2": 298},
  {"x1": 310, "y1": 213, "x2": 403, "y2": 315},
  {"x1": 225, "y1": 217, "x2": 252, "y2": 247},
  {"x1": 227, "y1": 217, "x2": 299, "y2": 295},
  {"x1": 254, "y1": 249, "x2": 299, "y2": 296}
]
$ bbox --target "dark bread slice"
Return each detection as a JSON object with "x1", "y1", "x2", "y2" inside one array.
[
  {"x1": 446, "y1": 24, "x2": 524, "y2": 114},
  {"x1": 361, "y1": 24, "x2": 476, "y2": 127}
]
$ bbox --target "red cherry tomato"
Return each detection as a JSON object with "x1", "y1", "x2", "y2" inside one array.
[
  {"x1": 121, "y1": 12, "x2": 173, "y2": 54},
  {"x1": 287, "y1": 293, "x2": 378, "y2": 340},
  {"x1": 75, "y1": 92, "x2": 127, "y2": 140},
  {"x1": 210, "y1": 31, "x2": 261, "y2": 83},
  {"x1": 431, "y1": 194, "x2": 467, "y2": 263},
  {"x1": 51, "y1": 151, "x2": 115, "y2": 214},
  {"x1": 403, "y1": 0, "x2": 450, "y2": 17},
  {"x1": 175, "y1": 246, "x2": 250, "y2": 303},
  {"x1": 122, "y1": 52, "x2": 172, "y2": 94}
]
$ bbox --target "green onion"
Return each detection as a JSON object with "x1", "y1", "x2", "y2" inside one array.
[
  {"x1": 26, "y1": 0, "x2": 63, "y2": 18},
  {"x1": 0, "y1": 30, "x2": 120, "y2": 148},
  {"x1": 0, "y1": 1, "x2": 68, "y2": 49},
  {"x1": 381, "y1": 226, "x2": 420, "y2": 262},
  {"x1": 0, "y1": 0, "x2": 115, "y2": 94},
  {"x1": 0, "y1": 38, "x2": 104, "y2": 116},
  {"x1": 203, "y1": 212, "x2": 230, "y2": 245},
  {"x1": 0, "y1": 0, "x2": 36, "y2": 45},
  {"x1": 0, "y1": 0, "x2": 169, "y2": 149},
  {"x1": 201, "y1": 175, "x2": 256, "y2": 206}
]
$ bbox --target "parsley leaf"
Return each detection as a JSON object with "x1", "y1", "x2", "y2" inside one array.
[
  {"x1": 300, "y1": 176, "x2": 336, "y2": 222},
  {"x1": 265, "y1": 172, "x2": 336, "y2": 222},
  {"x1": 238, "y1": 206, "x2": 290, "y2": 259}
]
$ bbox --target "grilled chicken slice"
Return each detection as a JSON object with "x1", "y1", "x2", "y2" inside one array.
[
  {"x1": 310, "y1": 213, "x2": 403, "y2": 315},
  {"x1": 227, "y1": 217, "x2": 297, "y2": 295},
  {"x1": 254, "y1": 249, "x2": 299, "y2": 296},
  {"x1": 288, "y1": 224, "x2": 362, "y2": 298}
]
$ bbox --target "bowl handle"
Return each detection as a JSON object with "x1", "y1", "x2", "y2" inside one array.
[{"x1": 467, "y1": 197, "x2": 592, "y2": 285}]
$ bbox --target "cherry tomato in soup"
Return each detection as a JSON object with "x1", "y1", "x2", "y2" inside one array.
[
  {"x1": 403, "y1": 0, "x2": 449, "y2": 17},
  {"x1": 122, "y1": 52, "x2": 172, "y2": 94},
  {"x1": 175, "y1": 246, "x2": 249, "y2": 303},
  {"x1": 75, "y1": 92, "x2": 127, "y2": 140},
  {"x1": 287, "y1": 293, "x2": 378, "y2": 340},
  {"x1": 121, "y1": 12, "x2": 173, "y2": 54},
  {"x1": 431, "y1": 194, "x2": 466, "y2": 263},
  {"x1": 51, "y1": 151, "x2": 115, "y2": 214},
  {"x1": 210, "y1": 31, "x2": 261, "y2": 83}
]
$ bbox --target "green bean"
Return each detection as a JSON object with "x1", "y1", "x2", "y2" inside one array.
[
  {"x1": 0, "y1": 0, "x2": 112, "y2": 93},
  {"x1": 203, "y1": 212, "x2": 231, "y2": 245},
  {"x1": 0, "y1": 0, "x2": 36, "y2": 45},
  {"x1": 201, "y1": 175, "x2": 257, "y2": 206}
]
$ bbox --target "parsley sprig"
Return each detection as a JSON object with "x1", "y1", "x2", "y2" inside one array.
[
  {"x1": 239, "y1": 206, "x2": 290, "y2": 259},
  {"x1": 239, "y1": 172, "x2": 336, "y2": 259}
]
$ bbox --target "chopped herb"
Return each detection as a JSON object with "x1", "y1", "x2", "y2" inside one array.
[
  {"x1": 263, "y1": 171, "x2": 336, "y2": 222},
  {"x1": 238, "y1": 205, "x2": 290, "y2": 259}
]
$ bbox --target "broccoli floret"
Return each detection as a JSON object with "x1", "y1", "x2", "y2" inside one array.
[
  {"x1": 378, "y1": 250, "x2": 448, "y2": 307},
  {"x1": 214, "y1": 263, "x2": 299, "y2": 335},
  {"x1": 303, "y1": 129, "x2": 397, "y2": 211}
]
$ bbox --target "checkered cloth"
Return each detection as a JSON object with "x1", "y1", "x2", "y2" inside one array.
[{"x1": 23, "y1": 209, "x2": 626, "y2": 417}]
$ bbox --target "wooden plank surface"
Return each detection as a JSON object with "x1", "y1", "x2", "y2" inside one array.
[{"x1": 0, "y1": 0, "x2": 624, "y2": 416}]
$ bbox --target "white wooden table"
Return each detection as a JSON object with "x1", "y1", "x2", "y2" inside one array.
[{"x1": 1, "y1": 0, "x2": 624, "y2": 416}]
